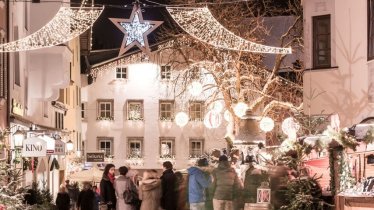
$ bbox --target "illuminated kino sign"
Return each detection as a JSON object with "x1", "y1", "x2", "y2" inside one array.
[{"x1": 22, "y1": 137, "x2": 47, "y2": 157}]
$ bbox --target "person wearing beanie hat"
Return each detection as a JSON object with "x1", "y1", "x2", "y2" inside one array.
[
  {"x1": 211, "y1": 155, "x2": 242, "y2": 210},
  {"x1": 187, "y1": 158, "x2": 212, "y2": 210}
]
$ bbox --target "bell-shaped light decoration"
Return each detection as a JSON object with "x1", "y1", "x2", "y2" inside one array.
[
  {"x1": 233, "y1": 102, "x2": 248, "y2": 117},
  {"x1": 259, "y1": 117, "x2": 275, "y2": 132},
  {"x1": 210, "y1": 101, "x2": 224, "y2": 113},
  {"x1": 281, "y1": 117, "x2": 300, "y2": 138},
  {"x1": 13, "y1": 129, "x2": 25, "y2": 148},
  {"x1": 188, "y1": 81, "x2": 203, "y2": 96},
  {"x1": 66, "y1": 140, "x2": 74, "y2": 152},
  {"x1": 175, "y1": 112, "x2": 189, "y2": 127},
  {"x1": 224, "y1": 110, "x2": 233, "y2": 122},
  {"x1": 204, "y1": 110, "x2": 222, "y2": 129}
]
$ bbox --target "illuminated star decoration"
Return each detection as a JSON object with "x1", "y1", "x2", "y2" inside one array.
[{"x1": 109, "y1": 6, "x2": 163, "y2": 56}]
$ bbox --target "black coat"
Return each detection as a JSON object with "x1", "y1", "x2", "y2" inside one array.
[
  {"x1": 100, "y1": 177, "x2": 117, "y2": 208},
  {"x1": 56, "y1": 192, "x2": 70, "y2": 210},
  {"x1": 77, "y1": 189, "x2": 97, "y2": 210},
  {"x1": 160, "y1": 169, "x2": 177, "y2": 210}
]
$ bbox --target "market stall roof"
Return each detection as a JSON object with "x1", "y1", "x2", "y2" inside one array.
[{"x1": 68, "y1": 167, "x2": 103, "y2": 182}]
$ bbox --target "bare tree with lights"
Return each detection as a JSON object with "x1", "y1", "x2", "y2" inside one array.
[{"x1": 157, "y1": 0, "x2": 304, "y2": 143}]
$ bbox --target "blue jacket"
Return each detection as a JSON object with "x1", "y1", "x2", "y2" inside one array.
[{"x1": 188, "y1": 167, "x2": 211, "y2": 203}]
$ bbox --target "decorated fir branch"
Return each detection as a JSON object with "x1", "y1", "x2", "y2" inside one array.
[{"x1": 96, "y1": 116, "x2": 114, "y2": 121}]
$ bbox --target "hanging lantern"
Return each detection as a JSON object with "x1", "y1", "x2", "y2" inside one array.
[
  {"x1": 224, "y1": 110, "x2": 233, "y2": 122},
  {"x1": 233, "y1": 102, "x2": 248, "y2": 117},
  {"x1": 281, "y1": 117, "x2": 300, "y2": 138},
  {"x1": 257, "y1": 182, "x2": 271, "y2": 203},
  {"x1": 66, "y1": 140, "x2": 74, "y2": 152},
  {"x1": 204, "y1": 110, "x2": 222, "y2": 129},
  {"x1": 175, "y1": 112, "x2": 189, "y2": 127},
  {"x1": 259, "y1": 117, "x2": 275, "y2": 132},
  {"x1": 188, "y1": 81, "x2": 203, "y2": 96}
]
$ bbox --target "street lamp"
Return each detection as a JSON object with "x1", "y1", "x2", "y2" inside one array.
[
  {"x1": 13, "y1": 129, "x2": 25, "y2": 148},
  {"x1": 66, "y1": 140, "x2": 74, "y2": 153}
]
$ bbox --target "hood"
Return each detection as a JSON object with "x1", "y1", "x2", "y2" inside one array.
[
  {"x1": 188, "y1": 167, "x2": 202, "y2": 175},
  {"x1": 142, "y1": 179, "x2": 161, "y2": 191}
]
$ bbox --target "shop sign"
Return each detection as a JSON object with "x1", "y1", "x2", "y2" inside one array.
[
  {"x1": 86, "y1": 152, "x2": 105, "y2": 162},
  {"x1": 53, "y1": 140, "x2": 65, "y2": 155},
  {"x1": 22, "y1": 137, "x2": 47, "y2": 157}
]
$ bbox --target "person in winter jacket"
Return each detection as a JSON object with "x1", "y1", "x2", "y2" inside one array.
[
  {"x1": 77, "y1": 182, "x2": 97, "y2": 210},
  {"x1": 160, "y1": 161, "x2": 177, "y2": 210},
  {"x1": 139, "y1": 170, "x2": 162, "y2": 210},
  {"x1": 114, "y1": 166, "x2": 138, "y2": 210},
  {"x1": 211, "y1": 155, "x2": 242, "y2": 210},
  {"x1": 187, "y1": 158, "x2": 212, "y2": 210},
  {"x1": 56, "y1": 186, "x2": 70, "y2": 210},
  {"x1": 100, "y1": 164, "x2": 117, "y2": 210}
]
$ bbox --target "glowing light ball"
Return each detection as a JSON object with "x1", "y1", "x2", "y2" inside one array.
[
  {"x1": 259, "y1": 117, "x2": 275, "y2": 132},
  {"x1": 175, "y1": 112, "x2": 189, "y2": 127},
  {"x1": 233, "y1": 102, "x2": 248, "y2": 117},
  {"x1": 281, "y1": 117, "x2": 300, "y2": 137},
  {"x1": 224, "y1": 110, "x2": 233, "y2": 122},
  {"x1": 188, "y1": 81, "x2": 203, "y2": 96},
  {"x1": 210, "y1": 101, "x2": 224, "y2": 113},
  {"x1": 204, "y1": 110, "x2": 222, "y2": 129}
]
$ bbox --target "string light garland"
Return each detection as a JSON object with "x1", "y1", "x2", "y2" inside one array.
[
  {"x1": 166, "y1": 7, "x2": 292, "y2": 54},
  {"x1": 109, "y1": 5, "x2": 163, "y2": 56},
  {"x1": 0, "y1": 7, "x2": 103, "y2": 52}
]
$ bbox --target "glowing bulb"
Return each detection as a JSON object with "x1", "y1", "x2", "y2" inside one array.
[
  {"x1": 233, "y1": 102, "x2": 248, "y2": 117},
  {"x1": 188, "y1": 81, "x2": 203, "y2": 96},
  {"x1": 259, "y1": 117, "x2": 275, "y2": 132},
  {"x1": 175, "y1": 112, "x2": 189, "y2": 127},
  {"x1": 210, "y1": 101, "x2": 224, "y2": 113},
  {"x1": 282, "y1": 117, "x2": 300, "y2": 137},
  {"x1": 204, "y1": 110, "x2": 222, "y2": 129}
]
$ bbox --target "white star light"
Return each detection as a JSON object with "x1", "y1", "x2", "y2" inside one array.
[
  {"x1": 120, "y1": 14, "x2": 152, "y2": 46},
  {"x1": 110, "y1": 6, "x2": 163, "y2": 56}
]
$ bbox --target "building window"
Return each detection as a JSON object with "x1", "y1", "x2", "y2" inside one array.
[
  {"x1": 43, "y1": 101, "x2": 48, "y2": 118},
  {"x1": 98, "y1": 137, "x2": 113, "y2": 156},
  {"x1": 97, "y1": 99, "x2": 114, "y2": 120},
  {"x1": 369, "y1": 0, "x2": 374, "y2": 60},
  {"x1": 189, "y1": 138, "x2": 204, "y2": 158},
  {"x1": 81, "y1": 102, "x2": 87, "y2": 119},
  {"x1": 313, "y1": 15, "x2": 331, "y2": 68},
  {"x1": 116, "y1": 67, "x2": 127, "y2": 79},
  {"x1": 189, "y1": 67, "x2": 200, "y2": 80},
  {"x1": 189, "y1": 101, "x2": 204, "y2": 121},
  {"x1": 55, "y1": 112, "x2": 64, "y2": 129},
  {"x1": 160, "y1": 137, "x2": 175, "y2": 158},
  {"x1": 161, "y1": 65, "x2": 171, "y2": 80},
  {"x1": 127, "y1": 100, "x2": 143, "y2": 120},
  {"x1": 128, "y1": 137, "x2": 143, "y2": 158},
  {"x1": 159, "y1": 100, "x2": 174, "y2": 120},
  {"x1": 14, "y1": 26, "x2": 20, "y2": 86}
]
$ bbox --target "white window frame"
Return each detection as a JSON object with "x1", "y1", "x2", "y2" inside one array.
[
  {"x1": 128, "y1": 137, "x2": 143, "y2": 158},
  {"x1": 97, "y1": 99, "x2": 114, "y2": 119},
  {"x1": 116, "y1": 67, "x2": 127, "y2": 79},
  {"x1": 189, "y1": 138, "x2": 204, "y2": 158},
  {"x1": 81, "y1": 102, "x2": 87, "y2": 119},
  {"x1": 127, "y1": 100, "x2": 144, "y2": 120},
  {"x1": 159, "y1": 100, "x2": 174, "y2": 120},
  {"x1": 189, "y1": 101, "x2": 204, "y2": 121},
  {"x1": 160, "y1": 65, "x2": 171, "y2": 80},
  {"x1": 160, "y1": 137, "x2": 175, "y2": 157},
  {"x1": 98, "y1": 137, "x2": 113, "y2": 156}
]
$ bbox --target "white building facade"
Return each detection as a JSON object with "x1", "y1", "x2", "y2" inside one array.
[
  {"x1": 82, "y1": 59, "x2": 228, "y2": 170},
  {"x1": 303, "y1": 0, "x2": 374, "y2": 126}
]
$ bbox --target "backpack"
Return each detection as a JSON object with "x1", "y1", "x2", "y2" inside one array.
[{"x1": 123, "y1": 179, "x2": 140, "y2": 205}]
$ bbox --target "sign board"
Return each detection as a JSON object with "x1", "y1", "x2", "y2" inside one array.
[
  {"x1": 53, "y1": 140, "x2": 65, "y2": 155},
  {"x1": 22, "y1": 137, "x2": 47, "y2": 157},
  {"x1": 41, "y1": 136, "x2": 56, "y2": 155},
  {"x1": 86, "y1": 152, "x2": 105, "y2": 162}
]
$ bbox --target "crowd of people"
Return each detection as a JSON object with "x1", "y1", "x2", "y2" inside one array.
[{"x1": 56, "y1": 154, "x2": 269, "y2": 210}]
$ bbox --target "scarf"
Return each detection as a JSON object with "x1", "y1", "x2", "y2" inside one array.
[{"x1": 108, "y1": 173, "x2": 115, "y2": 184}]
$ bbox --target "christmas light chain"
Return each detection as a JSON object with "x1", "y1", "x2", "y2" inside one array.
[
  {"x1": 166, "y1": 7, "x2": 292, "y2": 54},
  {"x1": 0, "y1": 7, "x2": 103, "y2": 52}
]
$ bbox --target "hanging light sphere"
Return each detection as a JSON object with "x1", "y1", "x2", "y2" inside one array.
[
  {"x1": 204, "y1": 110, "x2": 222, "y2": 129},
  {"x1": 188, "y1": 81, "x2": 203, "y2": 96},
  {"x1": 175, "y1": 112, "x2": 189, "y2": 127},
  {"x1": 224, "y1": 110, "x2": 233, "y2": 122},
  {"x1": 259, "y1": 117, "x2": 275, "y2": 132},
  {"x1": 281, "y1": 117, "x2": 300, "y2": 136},
  {"x1": 233, "y1": 102, "x2": 248, "y2": 117}
]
